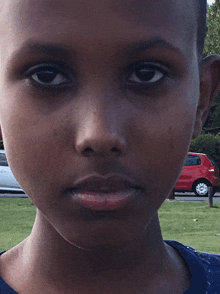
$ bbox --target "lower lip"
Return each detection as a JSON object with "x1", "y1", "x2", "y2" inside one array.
[{"x1": 71, "y1": 189, "x2": 137, "y2": 211}]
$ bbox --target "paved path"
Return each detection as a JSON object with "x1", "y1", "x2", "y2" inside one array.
[
  {"x1": 0, "y1": 193, "x2": 28, "y2": 198},
  {"x1": 171, "y1": 192, "x2": 220, "y2": 202}
]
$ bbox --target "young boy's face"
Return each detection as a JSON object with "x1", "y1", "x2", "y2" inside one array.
[{"x1": 0, "y1": 0, "x2": 219, "y2": 248}]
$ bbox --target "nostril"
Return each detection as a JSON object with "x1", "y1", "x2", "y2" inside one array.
[
  {"x1": 111, "y1": 146, "x2": 119, "y2": 153},
  {"x1": 83, "y1": 147, "x2": 94, "y2": 154},
  {"x1": 81, "y1": 146, "x2": 121, "y2": 156}
]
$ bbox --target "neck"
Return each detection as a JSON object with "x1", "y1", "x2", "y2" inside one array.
[
  {"x1": 22, "y1": 211, "x2": 169, "y2": 279},
  {"x1": 4, "y1": 210, "x2": 191, "y2": 294}
]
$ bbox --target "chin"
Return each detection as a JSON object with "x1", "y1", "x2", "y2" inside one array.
[{"x1": 59, "y1": 222, "x2": 143, "y2": 251}]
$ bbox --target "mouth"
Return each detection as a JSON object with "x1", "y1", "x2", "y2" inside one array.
[
  {"x1": 69, "y1": 189, "x2": 137, "y2": 210},
  {"x1": 65, "y1": 175, "x2": 143, "y2": 211}
]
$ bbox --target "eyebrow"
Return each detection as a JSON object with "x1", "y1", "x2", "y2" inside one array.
[
  {"x1": 9, "y1": 36, "x2": 185, "y2": 73},
  {"x1": 8, "y1": 41, "x2": 74, "y2": 71},
  {"x1": 127, "y1": 37, "x2": 185, "y2": 58},
  {"x1": 22, "y1": 41, "x2": 73, "y2": 61}
]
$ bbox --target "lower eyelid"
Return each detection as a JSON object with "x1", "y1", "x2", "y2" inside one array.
[
  {"x1": 25, "y1": 75, "x2": 73, "y2": 91},
  {"x1": 127, "y1": 71, "x2": 167, "y2": 87},
  {"x1": 128, "y1": 70, "x2": 164, "y2": 83}
]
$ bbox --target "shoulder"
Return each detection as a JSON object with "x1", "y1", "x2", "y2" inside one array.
[
  {"x1": 0, "y1": 250, "x2": 20, "y2": 294},
  {"x1": 0, "y1": 251, "x2": 8, "y2": 281},
  {"x1": 166, "y1": 240, "x2": 220, "y2": 293},
  {"x1": 166, "y1": 240, "x2": 220, "y2": 266},
  {"x1": 0, "y1": 251, "x2": 5, "y2": 276}
]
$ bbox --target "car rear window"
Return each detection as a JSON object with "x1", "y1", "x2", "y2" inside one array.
[
  {"x1": 206, "y1": 154, "x2": 215, "y2": 165},
  {"x1": 0, "y1": 153, "x2": 8, "y2": 166},
  {"x1": 184, "y1": 155, "x2": 201, "y2": 166}
]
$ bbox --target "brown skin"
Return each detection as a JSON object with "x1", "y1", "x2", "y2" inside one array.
[{"x1": 0, "y1": 0, "x2": 220, "y2": 293}]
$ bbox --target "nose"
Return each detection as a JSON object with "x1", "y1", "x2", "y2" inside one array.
[{"x1": 75, "y1": 106, "x2": 127, "y2": 157}]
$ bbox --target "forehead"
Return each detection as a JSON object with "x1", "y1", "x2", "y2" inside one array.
[{"x1": 1, "y1": 0, "x2": 197, "y2": 61}]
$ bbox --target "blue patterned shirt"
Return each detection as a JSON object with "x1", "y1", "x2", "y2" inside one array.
[{"x1": 1, "y1": 241, "x2": 220, "y2": 293}]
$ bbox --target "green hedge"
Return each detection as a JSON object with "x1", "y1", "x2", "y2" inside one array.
[
  {"x1": 189, "y1": 133, "x2": 220, "y2": 168},
  {"x1": 0, "y1": 141, "x2": 4, "y2": 150}
]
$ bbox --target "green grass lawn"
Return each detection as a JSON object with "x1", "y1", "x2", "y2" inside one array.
[
  {"x1": 0, "y1": 198, "x2": 36, "y2": 251},
  {"x1": 159, "y1": 201, "x2": 220, "y2": 254},
  {"x1": 1, "y1": 198, "x2": 220, "y2": 254}
]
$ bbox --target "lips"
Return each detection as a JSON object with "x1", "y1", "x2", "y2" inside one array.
[{"x1": 66, "y1": 175, "x2": 142, "y2": 211}]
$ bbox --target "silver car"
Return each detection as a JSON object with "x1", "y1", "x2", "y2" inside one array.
[{"x1": 0, "y1": 150, "x2": 23, "y2": 192}]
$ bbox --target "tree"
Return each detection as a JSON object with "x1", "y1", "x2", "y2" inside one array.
[
  {"x1": 203, "y1": 93, "x2": 220, "y2": 129},
  {"x1": 204, "y1": 0, "x2": 220, "y2": 56},
  {"x1": 190, "y1": 133, "x2": 220, "y2": 167},
  {"x1": 203, "y1": 1, "x2": 220, "y2": 129}
]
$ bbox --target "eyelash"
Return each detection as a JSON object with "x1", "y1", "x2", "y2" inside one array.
[{"x1": 25, "y1": 62, "x2": 168, "y2": 89}]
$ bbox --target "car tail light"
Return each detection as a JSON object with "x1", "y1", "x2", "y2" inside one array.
[{"x1": 212, "y1": 165, "x2": 220, "y2": 177}]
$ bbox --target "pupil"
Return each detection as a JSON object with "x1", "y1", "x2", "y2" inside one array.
[
  {"x1": 37, "y1": 71, "x2": 56, "y2": 83},
  {"x1": 136, "y1": 69, "x2": 155, "y2": 81}
]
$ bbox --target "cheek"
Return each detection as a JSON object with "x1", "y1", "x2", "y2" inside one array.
[
  {"x1": 129, "y1": 91, "x2": 198, "y2": 198},
  {"x1": 0, "y1": 103, "x2": 72, "y2": 197}
]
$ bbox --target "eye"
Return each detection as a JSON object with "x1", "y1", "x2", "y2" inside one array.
[
  {"x1": 27, "y1": 65, "x2": 71, "y2": 87},
  {"x1": 128, "y1": 63, "x2": 167, "y2": 84}
]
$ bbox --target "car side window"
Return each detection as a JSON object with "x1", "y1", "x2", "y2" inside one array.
[
  {"x1": 184, "y1": 155, "x2": 201, "y2": 166},
  {"x1": 0, "y1": 153, "x2": 9, "y2": 166}
]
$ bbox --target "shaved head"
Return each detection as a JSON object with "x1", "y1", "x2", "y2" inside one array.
[{"x1": 0, "y1": 0, "x2": 207, "y2": 58}]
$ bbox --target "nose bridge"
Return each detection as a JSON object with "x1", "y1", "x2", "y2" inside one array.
[{"x1": 75, "y1": 91, "x2": 127, "y2": 157}]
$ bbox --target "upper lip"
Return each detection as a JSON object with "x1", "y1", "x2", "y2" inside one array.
[{"x1": 69, "y1": 174, "x2": 142, "y2": 194}]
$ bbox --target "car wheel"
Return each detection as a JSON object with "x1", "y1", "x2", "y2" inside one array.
[{"x1": 193, "y1": 181, "x2": 211, "y2": 197}]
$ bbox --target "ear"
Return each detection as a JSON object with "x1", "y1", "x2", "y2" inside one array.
[{"x1": 192, "y1": 54, "x2": 220, "y2": 139}]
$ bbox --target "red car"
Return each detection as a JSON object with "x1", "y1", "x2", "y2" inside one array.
[{"x1": 174, "y1": 152, "x2": 220, "y2": 196}]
